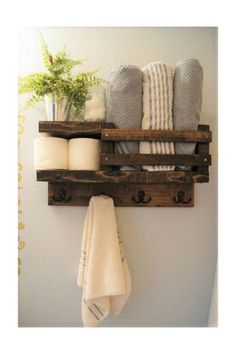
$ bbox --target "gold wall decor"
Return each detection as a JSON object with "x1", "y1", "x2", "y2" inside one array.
[{"x1": 18, "y1": 115, "x2": 26, "y2": 275}]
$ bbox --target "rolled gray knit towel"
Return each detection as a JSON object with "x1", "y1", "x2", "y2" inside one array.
[
  {"x1": 173, "y1": 58, "x2": 203, "y2": 169},
  {"x1": 107, "y1": 65, "x2": 143, "y2": 170}
]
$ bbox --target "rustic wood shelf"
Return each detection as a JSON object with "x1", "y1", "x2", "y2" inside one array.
[
  {"x1": 47, "y1": 182, "x2": 194, "y2": 207},
  {"x1": 100, "y1": 153, "x2": 211, "y2": 166},
  {"x1": 37, "y1": 170, "x2": 209, "y2": 184},
  {"x1": 36, "y1": 121, "x2": 212, "y2": 207},
  {"x1": 39, "y1": 120, "x2": 114, "y2": 138},
  {"x1": 102, "y1": 126, "x2": 212, "y2": 142}
]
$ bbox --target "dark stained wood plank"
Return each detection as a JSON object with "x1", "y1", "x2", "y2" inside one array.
[
  {"x1": 39, "y1": 121, "x2": 114, "y2": 138},
  {"x1": 36, "y1": 121, "x2": 212, "y2": 207},
  {"x1": 196, "y1": 125, "x2": 210, "y2": 174},
  {"x1": 100, "y1": 140, "x2": 114, "y2": 171},
  {"x1": 37, "y1": 170, "x2": 209, "y2": 184},
  {"x1": 198, "y1": 124, "x2": 210, "y2": 130},
  {"x1": 101, "y1": 127, "x2": 212, "y2": 142},
  {"x1": 48, "y1": 182, "x2": 194, "y2": 207},
  {"x1": 101, "y1": 153, "x2": 211, "y2": 166}
]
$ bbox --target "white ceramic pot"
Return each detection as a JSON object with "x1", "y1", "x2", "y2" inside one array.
[{"x1": 44, "y1": 94, "x2": 72, "y2": 121}]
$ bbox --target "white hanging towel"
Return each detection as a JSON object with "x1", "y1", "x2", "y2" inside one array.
[{"x1": 78, "y1": 195, "x2": 131, "y2": 327}]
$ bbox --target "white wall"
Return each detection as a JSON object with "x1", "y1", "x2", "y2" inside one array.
[{"x1": 18, "y1": 27, "x2": 217, "y2": 327}]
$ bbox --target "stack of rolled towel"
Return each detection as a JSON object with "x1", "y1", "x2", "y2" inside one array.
[{"x1": 107, "y1": 58, "x2": 203, "y2": 171}]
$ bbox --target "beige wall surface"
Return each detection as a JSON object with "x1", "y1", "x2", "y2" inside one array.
[{"x1": 18, "y1": 27, "x2": 217, "y2": 327}]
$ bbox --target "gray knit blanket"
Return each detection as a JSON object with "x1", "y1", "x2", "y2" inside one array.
[
  {"x1": 107, "y1": 65, "x2": 143, "y2": 170},
  {"x1": 139, "y1": 62, "x2": 175, "y2": 171},
  {"x1": 173, "y1": 58, "x2": 203, "y2": 169}
]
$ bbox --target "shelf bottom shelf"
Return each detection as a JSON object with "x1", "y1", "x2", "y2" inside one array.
[{"x1": 37, "y1": 169, "x2": 209, "y2": 184}]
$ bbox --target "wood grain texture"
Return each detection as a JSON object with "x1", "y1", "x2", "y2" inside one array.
[
  {"x1": 37, "y1": 170, "x2": 209, "y2": 184},
  {"x1": 48, "y1": 182, "x2": 194, "y2": 207},
  {"x1": 100, "y1": 140, "x2": 114, "y2": 171},
  {"x1": 196, "y1": 125, "x2": 210, "y2": 174},
  {"x1": 101, "y1": 126, "x2": 212, "y2": 142},
  {"x1": 37, "y1": 121, "x2": 211, "y2": 207},
  {"x1": 39, "y1": 121, "x2": 114, "y2": 138},
  {"x1": 101, "y1": 153, "x2": 211, "y2": 166}
]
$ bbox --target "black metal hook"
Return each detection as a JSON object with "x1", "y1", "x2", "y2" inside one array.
[
  {"x1": 174, "y1": 191, "x2": 192, "y2": 204},
  {"x1": 52, "y1": 189, "x2": 72, "y2": 203},
  {"x1": 132, "y1": 190, "x2": 152, "y2": 204}
]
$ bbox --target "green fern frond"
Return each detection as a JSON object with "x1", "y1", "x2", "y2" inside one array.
[
  {"x1": 50, "y1": 49, "x2": 83, "y2": 76},
  {"x1": 39, "y1": 34, "x2": 53, "y2": 69},
  {"x1": 18, "y1": 37, "x2": 104, "y2": 114},
  {"x1": 24, "y1": 94, "x2": 43, "y2": 110},
  {"x1": 18, "y1": 73, "x2": 52, "y2": 95}
]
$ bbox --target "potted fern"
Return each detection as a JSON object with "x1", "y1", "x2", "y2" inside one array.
[{"x1": 18, "y1": 37, "x2": 103, "y2": 121}]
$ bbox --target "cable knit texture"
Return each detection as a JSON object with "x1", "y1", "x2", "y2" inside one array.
[
  {"x1": 107, "y1": 65, "x2": 143, "y2": 170},
  {"x1": 139, "y1": 62, "x2": 175, "y2": 171},
  {"x1": 173, "y1": 58, "x2": 203, "y2": 169},
  {"x1": 78, "y1": 196, "x2": 131, "y2": 327}
]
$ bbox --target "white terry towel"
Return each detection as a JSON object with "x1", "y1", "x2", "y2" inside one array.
[
  {"x1": 139, "y1": 62, "x2": 175, "y2": 171},
  {"x1": 78, "y1": 195, "x2": 131, "y2": 327}
]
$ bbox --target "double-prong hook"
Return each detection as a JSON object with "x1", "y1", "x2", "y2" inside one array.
[
  {"x1": 132, "y1": 190, "x2": 152, "y2": 204},
  {"x1": 52, "y1": 189, "x2": 72, "y2": 203},
  {"x1": 174, "y1": 191, "x2": 192, "y2": 204}
]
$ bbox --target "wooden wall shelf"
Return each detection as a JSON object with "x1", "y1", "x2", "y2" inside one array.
[
  {"x1": 39, "y1": 121, "x2": 113, "y2": 138},
  {"x1": 36, "y1": 121, "x2": 212, "y2": 207},
  {"x1": 101, "y1": 127, "x2": 211, "y2": 142},
  {"x1": 37, "y1": 170, "x2": 209, "y2": 184}
]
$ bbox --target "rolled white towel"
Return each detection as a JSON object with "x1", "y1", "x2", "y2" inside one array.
[{"x1": 139, "y1": 62, "x2": 175, "y2": 171}]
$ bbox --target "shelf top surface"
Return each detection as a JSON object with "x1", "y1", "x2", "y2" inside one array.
[
  {"x1": 38, "y1": 121, "x2": 211, "y2": 141},
  {"x1": 38, "y1": 121, "x2": 114, "y2": 138}
]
